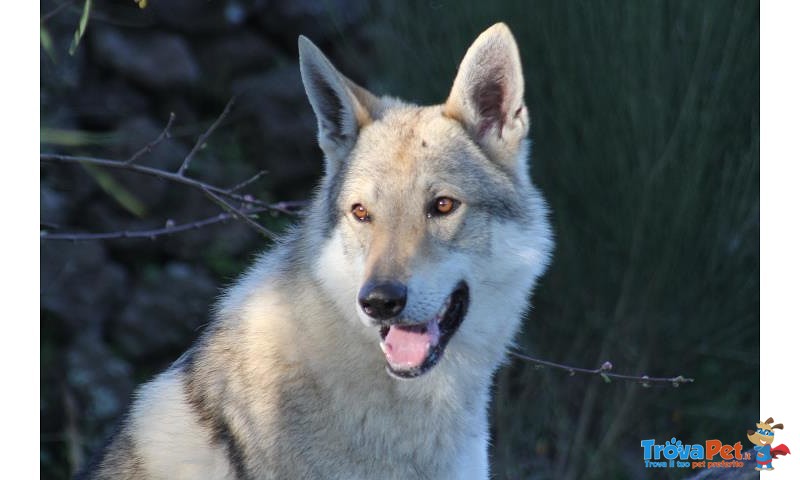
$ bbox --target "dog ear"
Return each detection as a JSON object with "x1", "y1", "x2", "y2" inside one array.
[
  {"x1": 765, "y1": 417, "x2": 774, "y2": 424},
  {"x1": 772, "y1": 423, "x2": 784, "y2": 430},
  {"x1": 298, "y1": 36, "x2": 376, "y2": 170},
  {"x1": 444, "y1": 23, "x2": 528, "y2": 171}
]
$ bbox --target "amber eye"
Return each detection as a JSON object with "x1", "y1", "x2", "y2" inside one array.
[
  {"x1": 352, "y1": 204, "x2": 371, "y2": 222},
  {"x1": 429, "y1": 197, "x2": 459, "y2": 217}
]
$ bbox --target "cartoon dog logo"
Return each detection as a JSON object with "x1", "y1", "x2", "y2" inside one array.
[{"x1": 747, "y1": 417, "x2": 791, "y2": 471}]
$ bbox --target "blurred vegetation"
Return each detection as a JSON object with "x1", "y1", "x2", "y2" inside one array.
[
  {"x1": 41, "y1": 1, "x2": 758, "y2": 479},
  {"x1": 360, "y1": 2, "x2": 758, "y2": 478},
  {"x1": 331, "y1": 1, "x2": 758, "y2": 478}
]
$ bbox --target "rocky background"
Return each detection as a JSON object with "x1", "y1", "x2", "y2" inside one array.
[
  {"x1": 41, "y1": 1, "x2": 375, "y2": 477},
  {"x1": 41, "y1": 1, "x2": 759, "y2": 479}
]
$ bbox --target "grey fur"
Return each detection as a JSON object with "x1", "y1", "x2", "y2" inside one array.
[
  {"x1": 78, "y1": 428, "x2": 145, "y2": 480},
  {"x1": 80, "y1": 23, "x2": 553, "y2": 480}
]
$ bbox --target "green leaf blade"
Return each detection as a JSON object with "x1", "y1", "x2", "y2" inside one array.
[{"x1": 68, "y1": 0, "x2": 92, "y2": 56}]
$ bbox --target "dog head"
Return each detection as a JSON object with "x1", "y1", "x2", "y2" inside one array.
[
  {"x1": 748, "y1": 417, "x2": 783, "y2": 447},
  {"x1": 300, "y1": 23, "x2": 553, "y2": 379}
]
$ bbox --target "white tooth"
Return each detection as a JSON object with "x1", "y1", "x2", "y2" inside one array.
[{"x1": 379, "y1": 341, "x2": 388, "y2": 354}]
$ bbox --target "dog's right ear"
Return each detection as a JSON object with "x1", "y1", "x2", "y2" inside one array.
[{"x1": 298, "y1": 36, "x2": 375, "y2": 170}]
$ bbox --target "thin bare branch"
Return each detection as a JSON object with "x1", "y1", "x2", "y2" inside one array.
[
  {"x1": 202, "y1": 188, "x2": 277, "y2": 240},
  {"x1": 41, "y1": 103, "x2": 309, "y2": 242},
  {"x1": 40, "y1": 209, "x2": 271, "y2": 241},
  {"x1": 509, "y1": 350, "x2": 694, "y2": 387},
  {"x1": 178, "y1": 97, "x2": 237, "y2": 176},
  {"x1": 40, "y1": 153, "x2": 308, "y2": 213},
  {"x1": 228, "y1": 170, "x2": 268, "y2": 193},
  {"x1": 260, "y1": 200, "x2": 309, "y2": 216},
  {"x1": 126, "y1": 112, "x2": 175, "y2": 164}
]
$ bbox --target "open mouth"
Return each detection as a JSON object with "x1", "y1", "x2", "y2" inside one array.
[{"x1": 378, "y1": 281, "x2": 469, "y2": 379}]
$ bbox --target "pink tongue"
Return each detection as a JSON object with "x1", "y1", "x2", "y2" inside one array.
[{"x1": 383, "y1": 318, "x2": 440, "y2": 369}]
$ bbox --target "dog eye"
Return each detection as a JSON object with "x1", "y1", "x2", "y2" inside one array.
[
  {"x1": 351, "y1": 204, "x2": 371, "y2": 222},
  {"x1": 428, "y1": 197, "x2": 460, "y2": 217}
]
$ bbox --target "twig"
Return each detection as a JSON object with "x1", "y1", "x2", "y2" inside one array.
[
  {"x1": 509, "y1": 350, "x2": 694, "y2": 387},
  {"x1": 40, "y1": 209, "x2": 270, "y2": 241},
  {"x1": 202, "y1": 188, "x2": 277, "y2": 240},
  {"x1": 259, "y1": 199, "x2": 309, "y2": 216},
  {"x1": 177, "y1": 97, "x2": 236, "y2": 176},
  {"x1": 41, "y1": 104, "x2": 308, "y2": 242},
  {"x1": 126, "y1": 112, "x2": 175, "y2": 164},
  {"x1": 40, "y1": 153, "x2": 307, "y2": 212},
  {"x1": 228, "y1": 170, "x2": 268, "y2": 193}
]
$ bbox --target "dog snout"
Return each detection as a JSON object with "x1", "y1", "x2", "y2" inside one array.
[{"x1": 358, "y1": 280, "x2": 407, "y2": 320}]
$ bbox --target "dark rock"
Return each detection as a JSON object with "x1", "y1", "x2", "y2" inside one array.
[
  {"x1": 66, "y1": 330, "x2": 134, "y2": 423},
  {"x1": 40, "y1": 164, "x2": 99, "y2": 214},
  {"x1": 149, "y1": 0, "x2": 256, "y2": 33},
  {"x1": 92, "y1": 27, "x2": 200, "y2": 90},
  {"x1": 194, "y1": 29, "x2": 281, "y2": 92},
  {"x1": 110, "y1": 262, "x2": 217, "y2": 360},
  {"x1": 70, "y1": 77, "x2": 150, "y2": 128},
  {"x1": 232, "y1": 66, "x2": 320, "y2": 188},
  {"x1": 233, "y1": 66, "x2": 309, "y2": 137},
  {"x1": 256, "y1": 0, "x2": 368, "y2": 43},
  {"x1": 40, "y1": 185, "x2": 69, "y2": 227},
  {"x1": 40, "y1": 241, "x2": 129, "y2": 330}
]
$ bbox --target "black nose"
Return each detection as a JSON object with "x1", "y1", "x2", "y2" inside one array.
[{"x1": 358, "y1": 280, "x2": 407, "y2": 320}]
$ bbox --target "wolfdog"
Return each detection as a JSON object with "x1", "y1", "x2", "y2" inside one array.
[{"x1": 81, "y1": 23, "x2": 553, "y2": 479}]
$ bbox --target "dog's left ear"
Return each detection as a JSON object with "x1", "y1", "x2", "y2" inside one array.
[{"x1": 445, "y1": 23, "x2": 528, "y2": 170}]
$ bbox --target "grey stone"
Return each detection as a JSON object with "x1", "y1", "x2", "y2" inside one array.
[
  {"x1": 149, "y1": 0, "x2": 256, "y2": 33},
  {"x1": 232, "y1": 66, "x2": 309, "y2": 136},
  {"x1": 40, "y1": 242, "x2": 129, "y2": 330},
  {"x1": 194, "y1": 29, "x2": 281, "y2": 90},
  {"x1": 66, "y1": 330, "x2": 134, "y2": 423},
  {"x1": 92, "y1": 27, "x2": 200, "y2": 90},
  {"x1": 111, "y1": 262, "x2": 217, "y2": 359},
  {"x1": 257, "y1": 0, "x2": 368, "y2": 41},
  {"x1": 232, "y1": 66, "x2": 320, "y2": 186},
  {"x1": 70, "y1": 78, "x2": 150, "y2": 127},
  {"x1": 40, "y1": 185, "x2": 69, "y2": 227}
]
